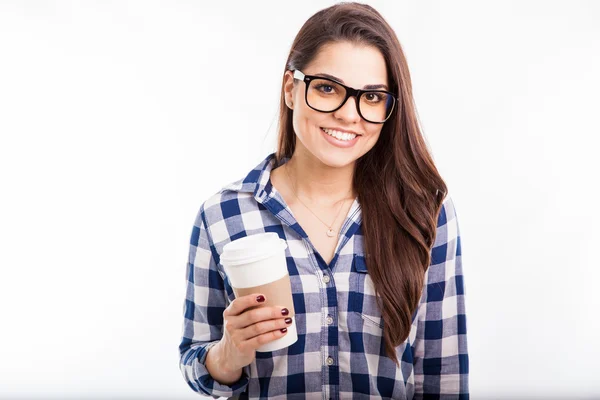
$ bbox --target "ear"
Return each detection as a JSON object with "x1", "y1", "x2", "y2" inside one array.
[{"x1": 283, "y1": 70, "x2": 295, "y2": 109}]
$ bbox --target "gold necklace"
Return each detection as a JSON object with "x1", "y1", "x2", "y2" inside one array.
[{"x1": 284, "y1": 162, "x2": 351, "y2": 238}]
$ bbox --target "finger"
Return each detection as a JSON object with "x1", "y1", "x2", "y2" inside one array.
[
  {"x1": 223, "y1": 293, "x2": 266, "y2": 317},
  {"x1": 239, "y1": 315, "x2": 293, "y2": 341},
  {"x1": 242, "y1": 326, "x2": 289, "y2": 351},
  {"x1": 237, "y1": 306, "x2": 290, "y2": 330}
]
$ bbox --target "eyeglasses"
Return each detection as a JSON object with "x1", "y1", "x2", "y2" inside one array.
[{"x1": 292, "y1": 69, "x2": 398, "y2": 124}]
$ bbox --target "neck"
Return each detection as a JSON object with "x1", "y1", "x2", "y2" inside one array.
[{"x1": 283, "y1": 149, "x2": 356, "y2": 207}]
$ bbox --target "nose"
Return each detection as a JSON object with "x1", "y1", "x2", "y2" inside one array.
[{"x1": 333, "y1": 95, "x2": 361, "y2": 123}]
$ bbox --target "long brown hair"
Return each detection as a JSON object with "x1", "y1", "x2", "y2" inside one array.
[{"x1": 275, "y1": 2, "x2": 448, "y2": 365}]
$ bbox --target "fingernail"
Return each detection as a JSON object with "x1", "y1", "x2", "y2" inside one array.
[
  {"x1": 280, "y1": 328, "x2": 287, "y2": 333},
  {"x1": 285, "y1": 318, "x2": 292, "y2": 324},
  {"x1": 256, "y1": 295, "x2": 265, "y2": 303},
  {"x1": 281, "y1": 308, "x2": 289, "y2": 316}
]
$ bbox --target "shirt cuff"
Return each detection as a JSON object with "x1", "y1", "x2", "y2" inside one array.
[{"x1": 194, "y1": 341, "x2": 250, "y2": 399}]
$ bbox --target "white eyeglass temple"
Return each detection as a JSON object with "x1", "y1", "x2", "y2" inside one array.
[{"x1": 293, "y1": 70, "x2": 304, "y2": 80}]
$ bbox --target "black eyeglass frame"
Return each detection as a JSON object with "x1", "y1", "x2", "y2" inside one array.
[{"x1": 292, "y1": 69, "x2": 400, "y2": 124}]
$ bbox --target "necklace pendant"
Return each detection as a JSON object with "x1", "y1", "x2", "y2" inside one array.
[{"x1": 326, "y1": 228, "x2": 335, "y2": 237}]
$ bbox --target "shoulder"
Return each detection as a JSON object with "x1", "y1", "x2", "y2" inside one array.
[
  {"x1": 427, "y1": 193, "x2": 461, "y2": 279},
  {"x1": 197, "y1": 152, "x2": 278, "y2": 228},
  {"x1": 438, "y1": 193, "x2": 458, "y2": 226},
  {"x1": 196, "y1": 187, "x2": 255, "y2": 230},
  {"x1": 189, "y1": 189, "x2": 256, "y2": 250},
  {"x1": 426, "y1": 192, "x2": 462, "y2": 279},
  {"x1": 434, "y1": 193, "x2": 460, "y2": 246}
]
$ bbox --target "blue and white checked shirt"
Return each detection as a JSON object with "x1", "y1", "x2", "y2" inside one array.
[{"x1": 179, "y1": 153, "x2": 469, "y2": 399}]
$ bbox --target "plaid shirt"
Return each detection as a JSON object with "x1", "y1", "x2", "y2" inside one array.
[{"x1": 179, "y1": 153, "x2": 469, "y2": 399}]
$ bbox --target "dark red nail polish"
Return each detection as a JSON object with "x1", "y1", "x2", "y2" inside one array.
[
  {"x1": 256, "y1": 295, "x2": 265, "y2": 303},
  {"x1": 285, "y1": 318, "x2": 292, "y2": 324},
  {"x1": 281, "y1": 308, "x2": 289, "y2": 316},
  {"x1": 280, "y1": 328, "x2": 287, "y2": 333}
]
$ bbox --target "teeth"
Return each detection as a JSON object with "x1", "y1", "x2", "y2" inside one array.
[{"x1": 322, "y1": 128, "x2": 357, "y2": 141}]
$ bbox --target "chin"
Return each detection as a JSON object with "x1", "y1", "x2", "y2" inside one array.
[{"x1": 315, "y1": 151, "x2": 358, "y2": 169}]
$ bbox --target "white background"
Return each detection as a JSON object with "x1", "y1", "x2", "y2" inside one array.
[{"x1": 1, "y1": 1, "x2": 599, "y2": 399}]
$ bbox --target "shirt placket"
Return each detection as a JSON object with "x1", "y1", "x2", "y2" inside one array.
[{"x1": 260, "y1": 190, "x2": 361, "y2": 400}]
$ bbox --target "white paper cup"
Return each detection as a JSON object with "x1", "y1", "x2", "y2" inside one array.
[{"x1": 221, "y1": 232, "x2": 297, "y2": 352}]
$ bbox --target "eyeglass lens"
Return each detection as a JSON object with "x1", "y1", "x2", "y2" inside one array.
[{"x1": 307, "y1": 78, "x2": 394, "y2": 123}]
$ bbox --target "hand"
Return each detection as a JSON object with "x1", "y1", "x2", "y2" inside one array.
[{"x1": 216, "y1": 293, "x2": 292, "y2": 372}]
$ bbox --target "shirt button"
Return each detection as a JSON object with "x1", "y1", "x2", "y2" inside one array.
[
  {"x1": 322, "y1": 274, "x2": 330, "y2": 284},
  {"x1": 326, "y1": 356, "x2": 334, "y2": 366},
  {"x1": 326, "y1": 315, "x2": 333, "y2": 325}
]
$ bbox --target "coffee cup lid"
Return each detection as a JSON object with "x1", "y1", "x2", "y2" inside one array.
[{"x1": 221, "y1": 232, "x2": 288, "y2": 266}]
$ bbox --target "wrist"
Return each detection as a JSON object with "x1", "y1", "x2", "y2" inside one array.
[
  {"x1": 214, "y1": 340, "x2": 237, "y2": 373},
  {"x1": 207, "y1": 339, "x2": 243, "y2": 384}
]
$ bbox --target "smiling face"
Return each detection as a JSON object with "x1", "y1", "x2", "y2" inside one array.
[{"x1": 283, "y1": 41, "x2": 389, "y2": 169}]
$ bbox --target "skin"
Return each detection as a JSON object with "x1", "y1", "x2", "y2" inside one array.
[
  {"x1": 276, "y1": 41, "x2": 389, "y2": 206},
  {"x1": 206, "y1": 41, "x2": 390, "y2": 384}
]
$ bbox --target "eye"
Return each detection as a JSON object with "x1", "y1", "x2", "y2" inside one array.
[
  {"x1": 314, "y1": 84, "x2": 336, "y2": 94},
  {"x1": 365, "y1": 92, "x2": 383, "y2": 102}
]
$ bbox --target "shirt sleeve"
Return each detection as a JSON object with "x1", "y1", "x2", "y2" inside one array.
[
  {"x1": 178, "y1": 205, "x2": 250, "y2": 398},
  {"x1": 412, "y1": 195, "x2": 469, "y2": 399}
]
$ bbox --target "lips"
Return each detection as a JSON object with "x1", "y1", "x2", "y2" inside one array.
[
  {"x1": 320, "y1": 127, "x2": 360, "y2": 148},
  {"x1": 321, "y1": 127, "x2": 359, "y2": 141}
]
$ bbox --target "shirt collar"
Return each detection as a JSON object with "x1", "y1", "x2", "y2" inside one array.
[
  {"x1": 221, "y1": 152, "x2": 363, "y2": 246},
  {"x1": 220, "y1": 152, "x2": 288, "y2": 204},
  {"x1": 221, "y1": 152, "x2": 361, "y2": 225}
]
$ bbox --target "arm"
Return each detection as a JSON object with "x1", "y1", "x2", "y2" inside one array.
[
  {"x1": 412, "y1": 195, "x2": 469, "y2": 399},
  {"x1": 178, "y1": 205, "x2": 249, "y2": 398}
]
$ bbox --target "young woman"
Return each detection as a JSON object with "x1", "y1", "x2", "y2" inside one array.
[{"x1": 179, "y1": 3, "x2": 469, "y2": 399}]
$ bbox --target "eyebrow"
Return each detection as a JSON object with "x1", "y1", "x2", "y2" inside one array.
[{"x1": 315, "y1": 73, "x2": 389, "y2": 90}]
